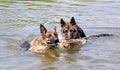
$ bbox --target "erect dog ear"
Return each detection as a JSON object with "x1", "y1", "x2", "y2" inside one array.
[
  {"x1": 40, "y1": 24, "x2": 47, "y2": 34},
  {"x1": 54, "y1": 26, "x2": 59, "y2": 37},
  {"x1": 70, "y1": 17, "x2": 76, "y2": 25},
  {"x1": 54, "y1": 26, "x2": 57, "y2": 32},
  {"x1": 60, "y1": 18, "x2": 66, "y2": 27}
]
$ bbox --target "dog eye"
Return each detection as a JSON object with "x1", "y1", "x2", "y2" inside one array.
[
  {"x1": 73, "y1": 30, "x2": 77, "y2": 32},
  {"x1": 48, "y1": 34, "x2": 52, "y2": 37},
  {"x1": 63, "y1": 30, "x2": 68, "y2": 33},
  {"x1": 70, "y1": 29, "x2": 76, "y2": 32},
  {"x1": 70, "y1": 30, "x2": 73, "y2": 32}
]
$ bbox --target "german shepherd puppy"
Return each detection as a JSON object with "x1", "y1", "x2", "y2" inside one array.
[
  {"x1": 20, "y1": 24, "x2": 59, "y2": 53},
  {"x1": 60, "y1": 17, "x2": 86, "y2": 48}
]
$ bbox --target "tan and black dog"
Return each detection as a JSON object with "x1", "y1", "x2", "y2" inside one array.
[
  {"x1": 20, "y1": 24, "x2": 59, "y2": 53},
  {"x1": 60, "y1": 17, "x2": 86, "y2": 48}
]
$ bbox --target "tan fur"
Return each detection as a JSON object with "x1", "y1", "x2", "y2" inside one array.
[
  {"x1": 28, "y1": 25, "x2": 59, "y2": 53},
  {"x1": 60, "y1": 38, "x2": 85, "y2": 48},
  {"x1": 29, "y1": 36, "x2": 47, "y2": 52},
  {"x1": 60, "y1": 17, "x2": 86, "y2": 48}
]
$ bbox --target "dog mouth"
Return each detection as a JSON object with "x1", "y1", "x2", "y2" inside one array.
[
  {"x1": 46, "y1": 41, "x2": 53, "y2": 44},
  {"x1": 46, "y1": 39, "x2": 59, "y2": 45}
]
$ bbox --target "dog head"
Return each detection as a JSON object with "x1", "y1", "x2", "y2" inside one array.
[
  {"x1": 60, "y1": 17, "x2": 79, "y2": 39},
  {"x1": 40, "y1": 24, "x2": 59, "y2": 45}
]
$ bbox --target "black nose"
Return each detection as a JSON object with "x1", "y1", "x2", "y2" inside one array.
[{"x1": 55, "y1": 39, "x2": 59, "y2": 43}]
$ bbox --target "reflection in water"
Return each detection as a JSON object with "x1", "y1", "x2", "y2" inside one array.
[
  {"x1": 60, "y1": 45, "x2": 82, "y2": 54},
  {"x1": 43, "y1": 67, "x2": 57, "y2": 70},
  {"x1": 33, "y1": 44, "x2": 81, "y2": 65},
  {"x1": 0, "y1": 0, "x2": 120, "y2": 70},
  {"x1": 34, "y1": 49, "x2": 59, "y2": 65}
]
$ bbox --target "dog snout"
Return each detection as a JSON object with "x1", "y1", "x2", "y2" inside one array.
[
  {"x1": 46, "y1": 40, "x2": 52, "y2": 44},
  {"x1": 55, "y1": 39, "x2": 59, "y2": 43},
  {"x1": 46, "y1": 37, "x2": 59, "y2": 44},
  {"x1": 67, "y1": 32, "x2": 72, "y2": 39}
]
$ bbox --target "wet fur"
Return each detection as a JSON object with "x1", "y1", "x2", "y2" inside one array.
[
  {"x1": 20, "y1": 24, "x2": 59, "y2": 52},
  {"x1": 20, "y1": 17, "x2": 113, "y2": 52},
  {"x1": 60, "y1": 17, "x2": 86, "y2": 39},
  {"x1": 60, "y1": 17, "x2": 86, "y2": 48}
]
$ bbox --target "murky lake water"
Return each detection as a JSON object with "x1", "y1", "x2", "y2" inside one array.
[{"x1": 0, "y1": 0, "x2": 120, "y2": 70}]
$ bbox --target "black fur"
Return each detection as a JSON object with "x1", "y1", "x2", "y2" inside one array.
[
  {"x1": 77, "y1": 26, "x2": 86, "y2": 38},
  {"x1": 85, "y1": 34, "x2": 113, "y2": 39},
  {"x1": 20, "y1": 41, "x2": 30, "y2": 51}
]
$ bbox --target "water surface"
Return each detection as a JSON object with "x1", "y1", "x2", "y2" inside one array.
[{"x1": 0, "y1": 0, "x2": 120, "y2": 70}]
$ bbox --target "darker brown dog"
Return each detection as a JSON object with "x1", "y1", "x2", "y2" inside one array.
[{"x1": 60, "y1": 17, "x2": 86, "y2": 48}]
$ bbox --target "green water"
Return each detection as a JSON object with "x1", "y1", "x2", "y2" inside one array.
[{"x1": 0, "y1": 0, "x2": 120, "y2": 70}]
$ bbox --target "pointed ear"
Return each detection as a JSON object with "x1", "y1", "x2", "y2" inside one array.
[
  {"x1": 54, "y1": 26, "x2": 58, "y2": 36},
  {"x1": 40, "y1": 24, "x2": 47, "y2": 34},
  {"x1": 70, "y1": 17, "x2": 76, "y2": 25},
  {"x1": 60, "y1": 18, "x2": 66, "y2": 27},
  {"x1": 54, "y1": 26, "x2": 57, "y2": 32}
]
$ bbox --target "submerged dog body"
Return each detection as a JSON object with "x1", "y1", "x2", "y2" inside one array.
[
  {"x1": 20, "y1": 24, "x2": 59, "y2": 53},
  {"x1": 60, "y1": 17, "x2": 86, "y2": 48}
]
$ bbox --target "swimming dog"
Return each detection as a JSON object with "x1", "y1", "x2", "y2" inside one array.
[
  {"x1": 60, "y1": 17, "x2": 113, "y2": 48},
  {"x1": 20, "y1": 24, "x2": 59, "y2": 53},
  {"x1": 60, "y1": 17, "x2": 86, "y2": 48}
]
